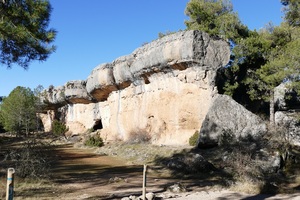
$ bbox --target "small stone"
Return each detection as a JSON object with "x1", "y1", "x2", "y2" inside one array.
[{"x1": 146, "y1": 192, "x2": 155, "y2": 200}]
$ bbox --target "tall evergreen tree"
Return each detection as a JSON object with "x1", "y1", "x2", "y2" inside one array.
[
  {"x1": 0, "y1": 86, "x2": 37, "y2": 135},
  {"x1": 0, "y1": 0, "x2": 56, "y2": 69},
  {"x1": 185, "y1": 0, "x2": 249, "y2": 42},
  {"x1": 223, "y1": 13, "x2": 300, "y2": 126},
  {"x1": 184, "y1": 0, "x2": 300, "y2": 126}
]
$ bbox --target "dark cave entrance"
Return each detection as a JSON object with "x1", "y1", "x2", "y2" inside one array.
[{"x1": 93, "y1": 119, "x2": 103, "y2": 130}]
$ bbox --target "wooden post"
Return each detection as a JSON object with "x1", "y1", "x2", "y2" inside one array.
[
  {"x1": 142, "y1": 164, "x2": 147, "y2": 200},
  {"x1": 6, "y1": 168, "x2": 15, "y2": 200}
]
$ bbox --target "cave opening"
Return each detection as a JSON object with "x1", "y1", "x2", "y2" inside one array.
[{"x1": 93, "y1": 119, "x2": 103, "y2": 130}]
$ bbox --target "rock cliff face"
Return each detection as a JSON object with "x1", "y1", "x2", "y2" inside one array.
[{"x1": 40, "y1": 30, "x2": 231, "y2": 145}]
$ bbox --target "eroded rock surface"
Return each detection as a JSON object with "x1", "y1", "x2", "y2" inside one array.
[
  {"x1": 198, "y1": 94, "x2": 267, "y2": 148},
  {"x1": 275, "y1": 111, "x2": 300, "y2": 146},
  {"x1": 40, "y1": 30, "x2": 231, "y2": 145}
]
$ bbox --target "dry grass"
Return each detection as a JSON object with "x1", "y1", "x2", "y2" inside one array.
[
  {"x1": 229, "y1": 181, "x2": 264, "y2": 194},
  {"x1": 1, "y1": 132, "x2": 300, "y2": 198}
]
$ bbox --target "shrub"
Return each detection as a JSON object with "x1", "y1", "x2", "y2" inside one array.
[
  {"x1": 7, "y1": 139, "x2": 53, "y2": 179},
  {"x1": 84, "y1": 135, "x2": 104, "y2": 147},
  {"x1": 189, "y1": 130, "x2": 199, "y2": 146},
  {"x1": 52, "y1": 120, "x2": 68, "y2": 137},
  {"x1": 127, "y1": 130, "x2": 151, "y2": 144}
]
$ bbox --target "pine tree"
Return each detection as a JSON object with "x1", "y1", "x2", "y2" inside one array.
[
  {"x1": 281, "y1": 0, "x2": 300, "y2": 27},
  {"x1": 0, "y1": 0, "x2": 56, "y2": 69},
  {"x1": 0, "y1": 86, "x2": 37, "y2": 136},
  {"x1": 185, "y1": 0, "x2": 249, "y2": 41}
]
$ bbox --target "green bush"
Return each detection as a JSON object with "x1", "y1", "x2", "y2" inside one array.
[
  {"x1": 84, "y1": 135, "x2": 104, "y2": 147},
  {"x1": 189, "y1": 130, "x2": 199, "y2": 146},
  {"x1": 52, "y1": 120, "x2": 68, "y2": 136}
]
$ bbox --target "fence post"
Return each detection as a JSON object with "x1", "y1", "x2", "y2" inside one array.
[
  {"x1": 142, "y1": 164, "x2": 147, "y2": 200},
  {"x1": 6, "y1": 168, "x2": 15, "y2": 200}
]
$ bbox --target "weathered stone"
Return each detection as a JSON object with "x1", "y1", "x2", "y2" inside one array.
[
  {"x1": 64, "y1": 80, "x2": 94, "y2": 104},
  {"x1": 86, "y1": 63, "x2": 118, "y2": 102},
  {"x1": 167, "y1": 183, "x2": 187, "y2": 193},
  {"x1": 37, "y1": 110, "x2": 55, "y2": 132},
  {"x1": 198, "y1": 94, "x2": 267, "y2": 148},
  {"x1": 256, "y1": 149, "x2": 283, "y2": 174},
  {"x1": 42, "y1": 85, "x2": 66, "y2": 109},
  {"x1": 274, "y1": 82, "x2": 300, "y2": 111},
  {"x1": 165, "y1": 152, "x2": 216, "y2": 173},
  {"x1": 274, "y1": 83, "x2": 288, "y2": 110},
  {"x1": 39, "y1": 30, "x2": 231, "y2": 145},
  {"x1": 86, "y1": 30, "x2": 230, "y2": 102},
  {"x1": 275, "y1": 111, "x2": 300, "y2": 146},
  {"x1": 146, "y1": 192, "x2": 155, "y2": 200}
]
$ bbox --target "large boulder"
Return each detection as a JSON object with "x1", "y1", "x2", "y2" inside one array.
[
  {"x1": 274, "y1": 83, "x2": 300, "y2": 110},
  {"x1": 275, "y1": 111, "x2": 300, "y2": 146},
  {"x1": 198, "y1": 94, "x2": 267, "y2": 148}
]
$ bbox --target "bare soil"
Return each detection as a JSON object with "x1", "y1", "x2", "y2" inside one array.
[{"x1": 1, "y1": 135, "x2": 300, "y2": 200}]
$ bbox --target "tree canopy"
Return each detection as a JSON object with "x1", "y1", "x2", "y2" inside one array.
[
  {"x1": 185, "y1": 0, "x2": 249, "y2": 42},
  {"x1": 281, "y1": 0, "x2": 300, "y2": 27},
  {"x1": 0, "y1": 86, "x2": 39, "y2": 135},
  {"x1": 185, "y1": 0, "x2": 300, "y2": 125},
  {"x1": 0, "y1": 0, "x2": 56, "y2": 69}
]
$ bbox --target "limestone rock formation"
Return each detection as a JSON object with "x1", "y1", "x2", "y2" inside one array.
[
  {"x1": 42, "y1": 85, "x2": 66, "y2": 109},
  {"x1": 275, "y1": 111, "x2": 300, "y2": 146},
  {"x1": 86, "y1": 30, "x2": 229, "y2": 102},
  {"x1": 198, "y1": 94, "x2": 267, "y2": 148},
  {"x1": 40, "y1": 30, "x2": 231, "y2": 145},
  {"x1": 274, "y1": 82, "x2": 300, "y2": 111},
  {"x1": 64, "y1": 80, "x2": 94, "y2": 104}
]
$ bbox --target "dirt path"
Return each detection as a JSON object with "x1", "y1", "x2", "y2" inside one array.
[
  {"x1": 164, "y1": 190, "x2": 300, "y2": 200},
  {"x1": 6, "y1": 140, "x2": 299, "y2": 200},
  {"x1": 15, "y1": 144, "x2": 183, "y2": 200}
]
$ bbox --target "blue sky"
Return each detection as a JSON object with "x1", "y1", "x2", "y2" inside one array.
[{"x1": 0, "y1": 0, "x2": 284, "y2": 97}]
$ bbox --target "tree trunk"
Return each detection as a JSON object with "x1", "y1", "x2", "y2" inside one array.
[{"x1": 270, "y1": 90, "x2": 275, "y2": 128}]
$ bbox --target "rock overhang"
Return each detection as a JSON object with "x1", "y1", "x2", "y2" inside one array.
[{"x1": 41, "y1": 30, "x2": 230, "y2": 107}]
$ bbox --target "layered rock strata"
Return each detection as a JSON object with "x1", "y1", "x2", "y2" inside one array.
[{"x1": 40, "y1": 30, "x2": 231, "y2": 145}]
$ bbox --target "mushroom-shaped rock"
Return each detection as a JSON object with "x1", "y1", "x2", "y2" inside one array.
[
  {"x1": 86, "y1": 30, "x2": 230, "y2": 102},
  {"x1": 86, "y1": 63, "x2": 118, "y2": 102},
  {"x1": 41, "y1": 85, "x2": 66, "y2": 109},
  {"x1": 64, "y1": 80, "x2": 94, "y2": 104}
]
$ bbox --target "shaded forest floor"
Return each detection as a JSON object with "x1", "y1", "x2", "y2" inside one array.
[{"x1": 0, "y1": 133, "x2": 299, "y2": 199}]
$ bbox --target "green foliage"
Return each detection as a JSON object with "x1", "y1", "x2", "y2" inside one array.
[
  {"x1": 0, "y1": 86, "x2": 37, "y2": 135},
  {"x1": 221, "y1": 20, "x2": 300, "y2": 124},
  {"x1": 158, "y1": 30, "x2": 177, "y2": 38},
  {"x1": 281, "y1": 0, "x2": 300, "y2": 27},
  {"x1": 189, "y1": 130, "x2": 199, "y2": 146},
  {"x1": 51, "y1": 120, "x2": 68, "y2": 136},
  {"x1": 185, "y1": 0, "x2": 249, "y2": 41},
  {"x1": 84, "y1": 135, "x2": 104, "y2": 147},
  {"x1": 0, "y1": 0, "x2": 56, "y2": 68}
]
